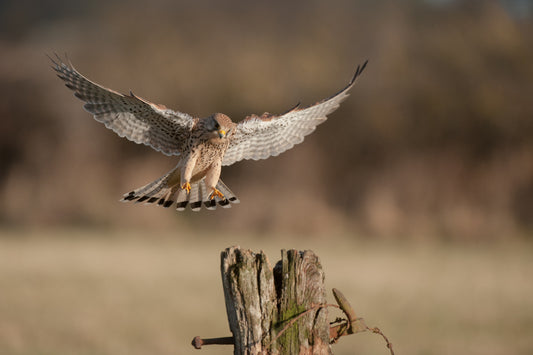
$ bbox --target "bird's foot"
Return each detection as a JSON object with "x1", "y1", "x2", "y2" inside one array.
[
  {"x1": 209, "y1": 188, "x2": 225, "y2": 200},
  {"x1": 181, "y1": 182, "x2": 191, "y2": 194}
]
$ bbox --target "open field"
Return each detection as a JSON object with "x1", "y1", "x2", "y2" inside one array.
[
  {"x1": 0, "y1": 229, "x2": 532, "y2": 355},
  {"x1": 1, "y1": 3, "x2": 531, "y2": 354}
]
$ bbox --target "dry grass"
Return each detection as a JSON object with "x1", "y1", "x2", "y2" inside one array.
[{"x1": 0, "y1": 228, "x2": 532, "y2": 355}]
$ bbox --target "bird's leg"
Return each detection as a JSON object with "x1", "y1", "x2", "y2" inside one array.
[
  {"x1": 180, "y1": 151, "x2": 199, "y2": 195},
  {"x1": 209, "y1": 188, "x2": 225, "y2": 200},
  {"x1": 205, "y1": 161, "x2": 224, "y2": 200},
  {"x1": 181, "y1": 182, "x2": 191, "y2": 194}
]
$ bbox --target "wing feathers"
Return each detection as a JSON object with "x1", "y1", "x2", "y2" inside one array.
[
  {"x1": 50, "y1": 54, "x2": 195, "y2": 156},
  {"x1": 222, "y1": 61, "x2": 367, "y2": 166}
]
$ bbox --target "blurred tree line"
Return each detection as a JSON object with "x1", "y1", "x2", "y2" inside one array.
[{"x1": 0, "y1": 0, "x2": 531, "y2": 239}]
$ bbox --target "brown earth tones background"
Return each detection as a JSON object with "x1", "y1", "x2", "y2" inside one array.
[
  {"x1": 0, "y1": 1, "x2": 532, "y2": 354},
  {"x1": 1, "y1": 0, "x2": 532, "y2": 239}
]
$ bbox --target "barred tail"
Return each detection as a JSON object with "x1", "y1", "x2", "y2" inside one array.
[
  {"x1": 121, "y1": 167, "x2": 180, "y2": 208},
  {"x1": 175, "y1": 179, "x2": 240, "y2": 211},
  {"x1": 121, "y1": 168, "x2": 240, "y2": 212}
]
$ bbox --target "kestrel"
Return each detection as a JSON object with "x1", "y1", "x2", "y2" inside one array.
[{"x1": 50, "y1": 55, "x2": 367, "y2": 211}]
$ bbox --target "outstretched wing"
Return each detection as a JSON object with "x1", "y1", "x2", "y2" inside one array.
[
  {"x1": 50, "y1": 54, "x2": 195, "y2": 156},
  {"x1": 222, "y1": 61, "x2": 367, "y2": 166}
]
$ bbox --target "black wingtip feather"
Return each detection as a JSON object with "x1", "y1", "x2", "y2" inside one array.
[
  {"x1": 280, "y1": 101, "x2": 302, "y2": 115},
  {"x1": 350, "y1": 60, "x2": 368, "y2": 84}
]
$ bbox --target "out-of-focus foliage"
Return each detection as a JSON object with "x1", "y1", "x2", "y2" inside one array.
[{"x1": 0, "y1": 0, "x2": 532, "y2": 239}]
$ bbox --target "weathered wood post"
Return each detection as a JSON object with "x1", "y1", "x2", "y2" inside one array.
[
  {"x1": 192, "y1": 247, "x2": 394, "y2": 354},
  {"x1": 221, "y1": 246, "x2": 331, "y2": 355}
]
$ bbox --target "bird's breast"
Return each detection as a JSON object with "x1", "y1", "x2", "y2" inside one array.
[{"x1": 191, "y1": 141, "x2": 228, "y2": 174}]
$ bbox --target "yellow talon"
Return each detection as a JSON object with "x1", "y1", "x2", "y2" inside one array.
[
  {"x1": 210, "y1": 188, "x2": 225, "y2": 200},
  {"x1": 181, "y1": 182, "x2": 191, "y2": 194}
]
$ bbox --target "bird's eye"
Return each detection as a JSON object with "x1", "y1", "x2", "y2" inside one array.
[{"x1": 209, "y1": 120, "x2": 220, "y2": 131}]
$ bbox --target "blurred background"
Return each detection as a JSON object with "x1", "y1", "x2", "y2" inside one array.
[{"x1": 0, "y1": 0, "x2": 532, "y2": 354}]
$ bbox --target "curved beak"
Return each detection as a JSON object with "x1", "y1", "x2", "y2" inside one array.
[{"x1": 218, "y1": 129, "x2": 226, "y2": 138}]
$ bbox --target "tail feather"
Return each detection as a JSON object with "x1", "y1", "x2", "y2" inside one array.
[
  {"x1": 189, "y1": 182, "x2": 202, "y2": 211},
  {"x1": 122, "y1": 168, "x2": 239, "y2": 211},
  {"x1": 121, "y1": 169, "x2": 177, "y2": 205},
  {"x1": 176, "y1": 186, "x2": 189, "y2": 211},
  {"x1": 216, "y1": 180, "x2": 240, "y2": 205}
]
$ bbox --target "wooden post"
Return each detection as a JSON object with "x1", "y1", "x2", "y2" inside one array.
[{"x1": 221, "y1": 247, "x2": 331, "y2": 355}]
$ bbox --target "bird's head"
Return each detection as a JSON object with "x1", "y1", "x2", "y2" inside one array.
[{"x1": 204, "y1": 113, "x2": 233, "y2": 140}]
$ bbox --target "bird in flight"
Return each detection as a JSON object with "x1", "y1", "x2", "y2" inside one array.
[{"x1": 50, "y1": 54, "x2": 367, "y2": 211}]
